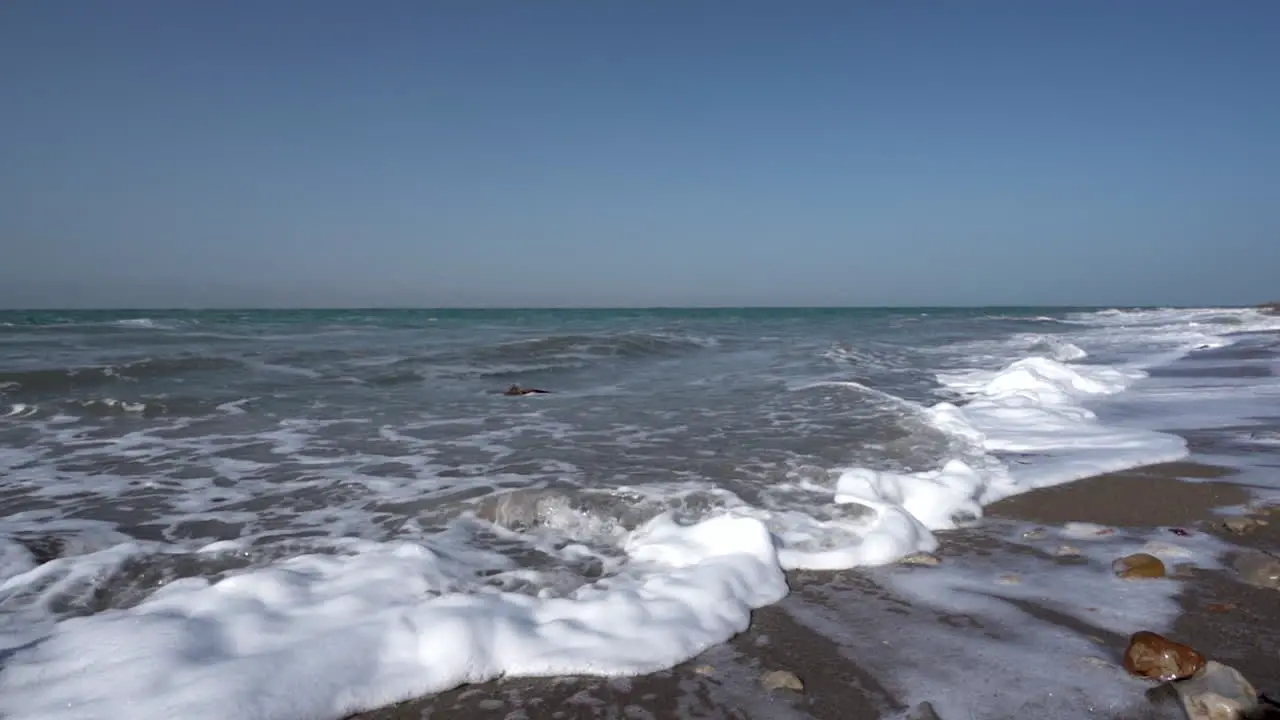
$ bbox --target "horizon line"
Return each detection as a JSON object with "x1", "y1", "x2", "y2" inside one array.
[{"x1": 0, "y1": 303, "x2": 1269, "y2": 313}]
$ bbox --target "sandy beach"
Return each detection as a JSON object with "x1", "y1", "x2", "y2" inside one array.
[{"x1": 350, "y1": 341, "x2": 1280, "y2": 720}]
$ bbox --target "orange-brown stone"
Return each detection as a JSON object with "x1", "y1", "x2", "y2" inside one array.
[
  {"x1": 1113, "y1": 552, "x2": 1167, "y2": 579},
  {"x1": 1123, "y1": 631, "x2": 1206, "y2": 682}
]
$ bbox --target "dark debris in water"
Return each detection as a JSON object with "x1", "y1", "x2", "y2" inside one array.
[{"x1": 17, "y1": 535, "x2": 66, "y2": 565}]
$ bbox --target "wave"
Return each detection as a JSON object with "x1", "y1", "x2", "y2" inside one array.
[
  {"x1": 0, "y1": 317, "x2": 189, "y2": 334},
  {"x1": 373, "y1": 331, "x2": 721, "y2": 383},
  {"x1": 0, "y1": 357, "x2": 246, "y2": 399},
  {"x1": 467, "y1": 331, "x2": 717, "y2": 364},
  {"x1": 0, "y1": 395, "x2": 260, "y2": 421},
  {"x1": 0, "y1": 309, "x2": 1277, "y2": 720},
  {"x1": 110, "y1": 318, "x2": 176, "y2": 330},
  {"x1": 820, "y1": 341, "x2": 915, "y2": 374},
  {"x1": 1026, "y1": 336, "x2": 1087, "y2": 362}
]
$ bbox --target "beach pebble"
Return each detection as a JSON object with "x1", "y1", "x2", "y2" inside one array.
[
  {"x1": 1062, "y1": 522, "x2": 1115, "y2": 539},
  {"x1": 1142, "y1": 540, "x2": 1194, "y2": 559},
  {"x1": 1113, "y1": 553, "x2": 1167, "y2": 579},
  {"x1": 1174, "y1": 661, "x2": 1258, "y2": 720},
  {"x1": 693, "y1": 665, "x2": 714, "y2": 675},
  {"x1": 1123, "y1": 631, "x2": 1206, "y2": 682},
  {"x1": 760, "y1": 669, "x2": 804, "y2": 693},
  {"x1": 899, "y1": 551, "x2": 941, "y2": 567},
  {"x1": 996, "y1": 573, "x2": 1021, "y2": 585},
  {"x1": 1223, "y1": 516, "x2": 1268, "y2": 534},
  {"x1": 1232, "y1": 551, "x2": 1280, "y2": 590},
  {"x1": 1054, "y1": 544, "x2": 1082, "y2": 558},
  {"x1": 1022, "y1": 527, "x2": 1047, "y2": 540}
]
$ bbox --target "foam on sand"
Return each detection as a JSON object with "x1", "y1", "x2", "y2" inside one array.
[{"x1": 0, "y1": 514, "x2": 786, "y2": 720}]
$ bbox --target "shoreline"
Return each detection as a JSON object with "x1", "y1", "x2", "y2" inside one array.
[
  {"x1": 350, "y1": 457, "x2": 1280, "y2": 720},
  {"x1": 350, "y1": 338, "x2": 1280, "y2": 719},
  {"x1": 353, "y1": 338, "x2": 1280, "y2": 717},
  {"x1": 348, "y1": 316, "x2": 1280, "y2": 717}
]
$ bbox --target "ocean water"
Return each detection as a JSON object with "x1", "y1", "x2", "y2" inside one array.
[{"x1": 1, "y1": 306, "x2": 1278, "y2": 720}]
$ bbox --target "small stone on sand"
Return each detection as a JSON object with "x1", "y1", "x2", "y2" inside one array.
[
  {"x1": 1174, "y1": 660, "x2": 1258, "y2": 720},
  {"x1": 996, "y1": 573, "x2": 1021, "y2": 585},
  {"x1": 1113, "y1": 552, "x2": 1167, "y2": 579},
  {"x1": 1232, "y1": 551, "x2": 1280, "y2": 590},
  {"x1": 899, "y1": 552, "x2": 941, "y2": 567},
  {"x1": 1142, "y1": 540, "x2": 1194, "y2": 558},
  {"x1": 760, "y1": 669, "x2": 804, "y2": 692},
  {"x1": 1054, "y1": 545, "x2": 1082, "y2": 557},
  {"x1": 1223, "y1": 516, "x2": 1267, "y2": 534},
  {"x1": 694, "y1": 665, "x2": 714, "y2": 675}
]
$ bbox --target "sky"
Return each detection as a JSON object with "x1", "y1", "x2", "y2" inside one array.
[{"x1": 1, "y1": 1, "x2": 1277, "y2": 309}]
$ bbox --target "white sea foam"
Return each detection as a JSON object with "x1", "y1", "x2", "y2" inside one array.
[
  {"x1": 0, "y1": 514, "x2": 785, "y2": 720},
  {"x1": 2, "y1": 403, "x2": 37, "y2": 418},
  {"x1": 771, "y1": 353, "x2": 1187, "y2": 570},
  {"x1": 0, "y1": 307, "x2": 1277, "y2": 720},
  {"x1": 111, "y1": 318, "x2": 164, "y2": 329}
]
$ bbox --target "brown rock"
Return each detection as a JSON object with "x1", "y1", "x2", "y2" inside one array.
[
  {"x1": 1113, "y1": 553, "x2": 1167, "y2": 579},
  {"x1": 1123, "y1": 631, "x2": 1206, "y2": 682},
  {"x1": 1174, "y1": 660, "x2": 1258, "y2": 720}
]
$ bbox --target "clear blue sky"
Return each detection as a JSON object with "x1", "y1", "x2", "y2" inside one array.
[{"x1": 2, "y1": 1, "x2": 1277, "y2": 309}]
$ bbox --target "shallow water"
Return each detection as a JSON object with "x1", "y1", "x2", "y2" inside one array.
[{"x1": 1, "y1": 306, "x2": 1278, "y2": 720}]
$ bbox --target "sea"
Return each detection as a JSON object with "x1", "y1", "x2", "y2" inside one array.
[{"x1": 1, "y1": 306, "x2": 1278, "y2": 720}]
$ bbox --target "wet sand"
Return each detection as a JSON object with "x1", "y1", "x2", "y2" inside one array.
[{"x1": 351, "y1": 345, "x2": 1280, "y2": 720}]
